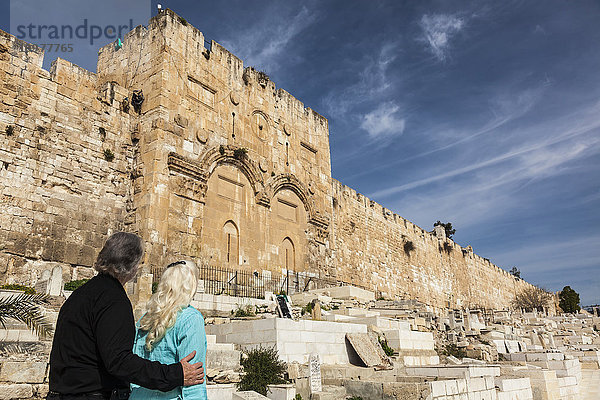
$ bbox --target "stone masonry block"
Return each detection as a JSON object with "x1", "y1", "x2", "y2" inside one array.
[
  {"x1": 0, "y1": 361, "x2": 47, "y2": 383},
  {"x1": 0, "y1": 384, "x2": 34, "y2": 400}
]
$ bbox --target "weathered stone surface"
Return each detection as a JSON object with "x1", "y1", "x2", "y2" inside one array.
[
  {"x1": 0, "y1": 361, "x2": 47, "y2": 383},
  {"x1": 345, "y1": 333, "x2": 391, "y2": 368},
  {"x1": 232, "y1": 391, "x2": 269, "y2": 400},
  {"x1": 0, "y1": 383, "x2": 33, "y2": 400},
  {"x1": 0, "y1": 9, "x2": 537, "y2": 309}
]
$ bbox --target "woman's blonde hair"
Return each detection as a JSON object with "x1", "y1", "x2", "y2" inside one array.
[{"x1": 139, "y1": 260, "x2": 198, "y2": 351}]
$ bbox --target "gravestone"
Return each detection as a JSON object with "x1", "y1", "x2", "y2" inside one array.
[
  {"x1": 311, "y1": 299, "x2": 321, "y2": 320},
  {"x1": 345, "y1": 332, "x2": 392, "y2": 368},
  {"x1": 35, "y1": 270, "x2": 52, "y2": 295},
  {"x1": 548, "y1": 332, "x2": 556, "y2": 348},
  {"x1": 48, "y1": 266, "x2": 63, "y2": 296},
  {"x1": 464, "y1": 308, "x2": 471, "y2": 331},
  {"x1": 309, "y1": 353, "x2": 322, "y2": 393},
  {"x1": 197, "y1": 279, "x2": 205, "y2": 293},
  {"x1": 137, "y1": 273, "x2": 153, "y2": 305}
]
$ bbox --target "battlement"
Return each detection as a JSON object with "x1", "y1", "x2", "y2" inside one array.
[{"x1": 0, "y1": 10, "x2": 533, "y2": 309}]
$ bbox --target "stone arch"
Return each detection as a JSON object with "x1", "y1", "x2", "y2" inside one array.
[
  {"x1": 223, "y1": 220, "x2": 240, "y2": 265},
  {"x1": 264, "y1": 173, "x2": 316, "y2": 219},
  {"x1": 197, "y1": 145, "x2": 265, "y2": 197},
  {"x1": 281, "y1": 237, "x2": 295, "y2": 270}
]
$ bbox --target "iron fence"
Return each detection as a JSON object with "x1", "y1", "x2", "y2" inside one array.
[{"x1": 189, "y1": 264, "x2": 370, "y2": 299}]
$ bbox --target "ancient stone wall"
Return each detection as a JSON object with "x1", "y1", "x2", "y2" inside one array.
[
  {"x1": 330, "y1": 180, "x2": 534, "y2": 309},
  {"x1": 0, "y1": 10, "x2": 534, "y2": 309},
  {"x1": 95, "y1": 10, "x2": 332, "y2": 276},
  {"x1": 0, "y1": 30, "x2": 136, "y2": 286}
]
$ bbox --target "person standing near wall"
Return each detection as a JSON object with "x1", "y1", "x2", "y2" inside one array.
[
  {"x1": 48, "y1": 232, "x2": 205, "y2": 400},
  {"x1": 130, "y1": 260, "x2": 207, "y2": 400}
]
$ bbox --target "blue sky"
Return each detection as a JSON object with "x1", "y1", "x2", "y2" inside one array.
[{"x1": 1, "y1": 1, "x2": 599, "y2": 305}]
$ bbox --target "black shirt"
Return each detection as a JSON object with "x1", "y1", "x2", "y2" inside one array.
[{"x1": 49, "y1": 273, "x2": 183, "y2": 394}]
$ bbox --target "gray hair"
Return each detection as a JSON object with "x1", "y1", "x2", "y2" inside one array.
[{"x1": 94, "y1": 232, "x2": 144, "y2": 282}]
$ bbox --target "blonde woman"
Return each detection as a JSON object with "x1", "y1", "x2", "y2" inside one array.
[{"x1": 130, "y1": 260, "x2": 207, "y2": 400}]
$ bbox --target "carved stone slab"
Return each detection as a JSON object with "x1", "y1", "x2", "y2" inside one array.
[
  {"x1": 346, "y1": 332, "x2": 392, "y2": 368},
  {"x1": 309, "y1": 353, "x2": 322, "y2": 393}
]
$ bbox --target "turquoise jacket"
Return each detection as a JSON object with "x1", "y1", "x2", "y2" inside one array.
[{"x1": 130, "y1": 306, "x2": 208, "y2": 400}]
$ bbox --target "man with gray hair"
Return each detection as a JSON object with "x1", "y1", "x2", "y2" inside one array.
[{"x1": 48, "y1": 232, "x2": 204, "y2": 400}]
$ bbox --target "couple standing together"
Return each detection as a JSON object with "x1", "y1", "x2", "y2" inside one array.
[{"x1": 48, "y1": 232, "x2": 208, "y2": 400}]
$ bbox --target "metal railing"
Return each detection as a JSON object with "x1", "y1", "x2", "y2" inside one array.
[{"x1": 190, "y1": 264, "x2": 369, "y2": 299}]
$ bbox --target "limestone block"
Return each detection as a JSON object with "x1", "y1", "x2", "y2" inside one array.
[
  {"x1": 207, "y1": 384, "x2": 236, "y2": 400},
  {"x1": 232, "y1": 391, "x2": 270, "y2": 399},
  {"x1": 430, "y1": 380, "x2": 446, "y2": 397},
  {"x1": 445, "y1": 380, "x2": 459, "y2": 395},
  {"x1": 266, "y1": 384, "x2": 295, "y2": 400},
  {"x1": 469, "y1": 377, "x2": 487, "y2": 392},
  {"x1": 33, "y1": 383, "x2": 49, "y2": 398},
  {"x1": 495, "y1": 377, "x2": 531, "y2": 392},
  {"x1": 525, "y1": 352, "x2": 564, "y2": 362},
  {"x1": 206, "y1": 348, "x2": 241, "y2": 371},
  {"x1": 0, "y1": 361, "x2": 47, "y2": 383},
  {"x1": 0, "y1": 384, "x2": 33, "y2": 400}
]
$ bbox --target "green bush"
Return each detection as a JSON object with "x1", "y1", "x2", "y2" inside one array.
[
  {"x1": 152, "y1": 282, "x2": 159, "y2": 293},
  {"x1": 301, "y1": 302, "x2": 314, "y2": 316},
  {"x1": 103, "y1": 148, "x2": 115, "y2": 162},
  {"x1": 233, "y1": 147, "x2": 248, "y2": 159},
  {"x1": 378, "y1": 337, "x2": 395, "y2": 356},
  {"x1": 233, "y1": 305, "x2": 255, "y2": 318},
  {"x1": 347, "y1": 397, "x2": 363, "y2": 400},
  {"x1": 237, "y1": 346, "x2": 286, "y2": 395},
  {"x1": 294, "y1": 394, "x2": 302, "y2": 400},
  {"x1": 403, "y1": 240, "x2": 415, "y2": 255},
  {"x1": 559, "y1": 286, "x2": 581, "y2": 313},
  {"x1": 64, "y1": 279, "x2": 89, "y2": 291},
  {"x1": 1, "y1": 284, "x2": 36, "y2": 294}
]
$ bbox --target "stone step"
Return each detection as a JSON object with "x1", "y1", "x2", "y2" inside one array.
[
  {"x1": 207, "y1": 334, "x2": 217, "y2": 344},
  {"x1": 208, "y1": 342, "x2": 235, "y2": 351}
]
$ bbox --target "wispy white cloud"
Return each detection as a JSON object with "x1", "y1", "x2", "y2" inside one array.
[
  {"x1": 370, "y1": 114, "x2": 600, "y2": 199},
  {"x1": 221, "y1": 6, "x2": 317, "y2": 73},
  {"x1": 360, "y1": 102, "x2": 405, "y2": 138},
  {"x1": 345, "y1": 82, "x2": 549, "y2": 180},
  {"x1": 386, "y1": 134, "x2": 599, "y2": 232},
  {"x1": 323, "y1": 42, "x2": 398, "y2": 118},
  {"x1": 419, "y1": 14, "x2": 465, "y2": 61}
]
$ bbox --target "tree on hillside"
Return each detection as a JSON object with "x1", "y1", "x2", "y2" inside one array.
[
  {"x1": 558, "y1": 286, "x2": 580, "y2": 313},
  {"x1": 512, "y1": 286, "x2": 553, "y2": 312},
  {"x1": 509, "y1": 267, "x2": 521, "y2": 279},
  {"x1": 434, "y1": 221, "x2": 456, "y2": 239}
]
